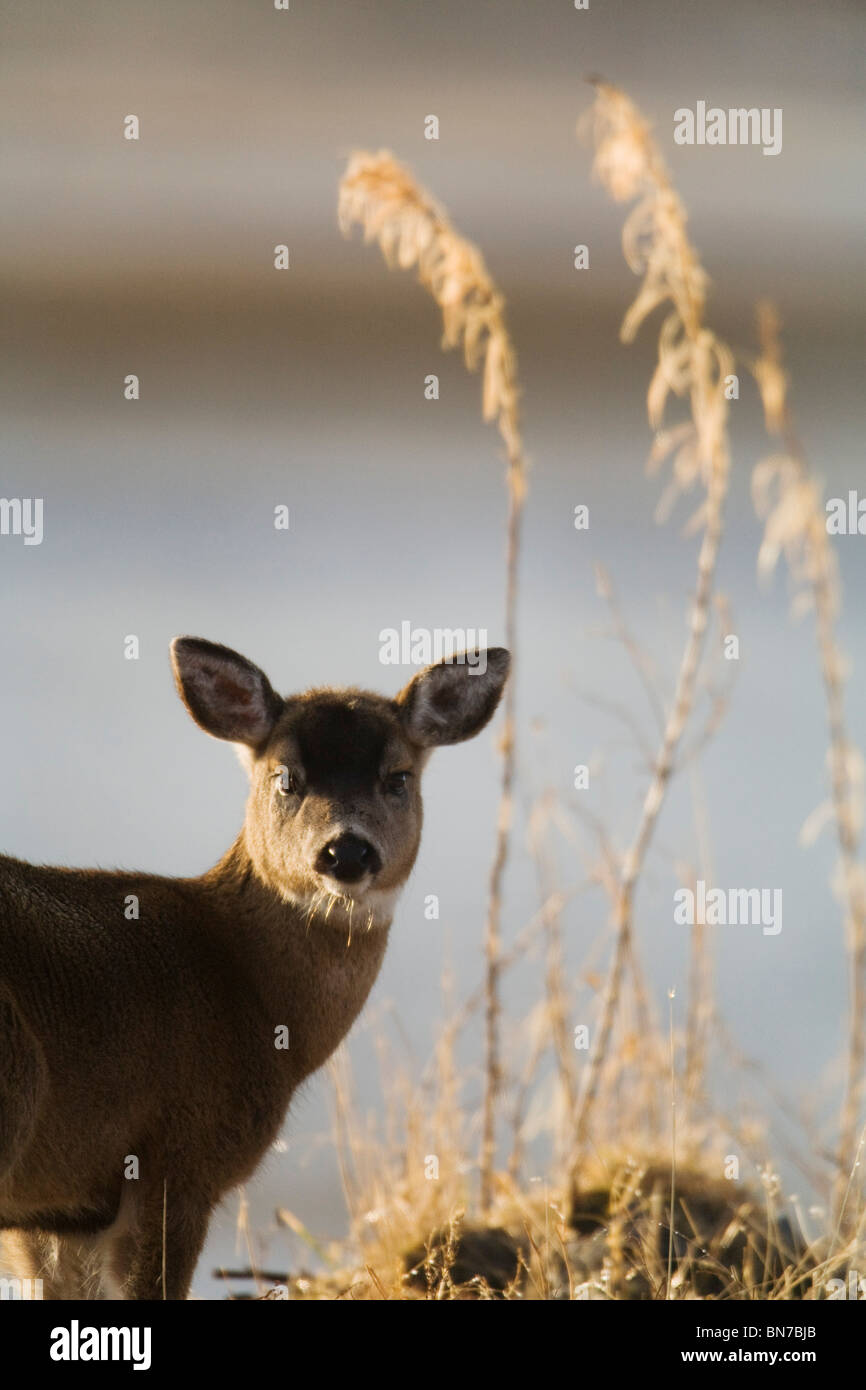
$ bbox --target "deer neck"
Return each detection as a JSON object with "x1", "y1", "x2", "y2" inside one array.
[{"x1": 199, "y1": 835, "x2": 392, "y2": 1082}]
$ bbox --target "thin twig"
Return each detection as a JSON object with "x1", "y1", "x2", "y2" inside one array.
[
  {"x1": 571, "y1": 82, "x2": 734, "y2": 1163},
  {"x1": 667, "y1": 988, "x2": 677, "y2": 1300}
]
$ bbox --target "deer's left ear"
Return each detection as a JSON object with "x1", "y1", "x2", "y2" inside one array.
[{"x1": 396, "y1": 649, "x2": 510, "y2": 748}]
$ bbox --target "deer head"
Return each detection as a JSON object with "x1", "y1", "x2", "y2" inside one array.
[{"x1": 171, "y1": 637, "x2": 510, "y2": 927}]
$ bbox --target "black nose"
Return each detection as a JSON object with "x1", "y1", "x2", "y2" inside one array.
[{"x1": 316, "y1": 834, "x2": 382, "y2": 884}]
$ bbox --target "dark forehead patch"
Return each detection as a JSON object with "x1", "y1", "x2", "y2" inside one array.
[{"x1": 276, "y1": 690, "x2": 402, "y2": 785}]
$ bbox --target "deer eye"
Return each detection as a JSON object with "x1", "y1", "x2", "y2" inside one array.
[
  {"x1": 383, "y1": 770, "x2": 411, "y2": 796},
  {"x1": 273, "y1": 767, "x2": 302, "y2": 797}
]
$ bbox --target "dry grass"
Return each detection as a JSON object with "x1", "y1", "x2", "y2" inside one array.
[
  {"x1": 236, "y1": 90, "x2": 866, "y2": 1303},
  {"x1": 338, "y1": 151, "x2": 523, "y2": 462},
  {"x1": 750, "y1": 302, "x2": 866, "y2": 1226},
  {"x1": 571, "y1": 80, "x2": 735, "y2": 1159}
]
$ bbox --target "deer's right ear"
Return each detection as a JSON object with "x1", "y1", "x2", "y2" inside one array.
[{"x1": 170, "y1": 637, "x2": 283, "y2": 751}]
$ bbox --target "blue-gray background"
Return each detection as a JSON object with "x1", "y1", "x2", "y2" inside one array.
[{"x1": 1, "y1": 0, "x2": 863, "y2": 1296}]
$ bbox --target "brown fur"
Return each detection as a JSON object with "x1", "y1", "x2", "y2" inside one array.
[{"x1": 0, "y1": 637, "x2": 509, "y2": 1298}]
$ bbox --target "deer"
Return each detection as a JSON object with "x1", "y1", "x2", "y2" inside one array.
[{"x1": 0, "y1": 635, "x2": 509, "y2": 1300}]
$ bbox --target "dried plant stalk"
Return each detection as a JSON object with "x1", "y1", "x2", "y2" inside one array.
[
  {"x1": 338, "y1": 151, "x2": 528, "y2": 1212},
  {"x1": 528, "y1": 792, "x2": 579, "y2": 1167},
  {"x1": 751, "y1": 303, "x2": 866, "y2": 1223},
  {"x1": 683, "y1": 785, "x2": 714, "y2": 1112},
  {"x1": 571, "y1": 84, "x2": 734, "y2": 1162}
]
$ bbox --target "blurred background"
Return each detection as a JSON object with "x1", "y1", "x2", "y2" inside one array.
[{"x1": 1, "y1": 0, "x2": 863, "y2": 1296}]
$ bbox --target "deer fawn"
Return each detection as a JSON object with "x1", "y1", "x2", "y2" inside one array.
[{"x1": 0, "y1": 636, "x2": 509, "y2": 1299}]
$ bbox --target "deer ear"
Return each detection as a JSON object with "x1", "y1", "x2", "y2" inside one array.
[
  {"x1": 171, "y1": 637, "x2": 283, "y2": 750},
  {"x1": 396, "y1": 649, "x2": 510, "y2": 748}
]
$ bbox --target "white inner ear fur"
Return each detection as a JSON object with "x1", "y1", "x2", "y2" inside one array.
[{"x1": 235, "y1": 743, "x2": 256, "y2": 775}]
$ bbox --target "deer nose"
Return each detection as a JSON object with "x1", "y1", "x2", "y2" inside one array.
[{"x1": 317, "y1": 834, "x2": 381, "y2": 884}]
